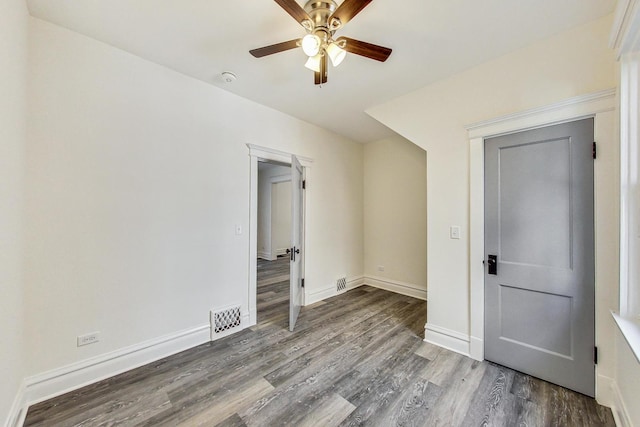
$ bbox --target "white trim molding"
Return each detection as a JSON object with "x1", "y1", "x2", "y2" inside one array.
[
  {"x1": 22, "y1": 324, "x2": 210, "y2": 408},
  {"x1": 363, "y1": 276, "x2": 427, "y2": 301},
  {"x1": 347, "y1": 275, "x2": 365, "y2": 291},
  {"x1": 247, "y1": 144, "x2": 313, "y2": 166},
  {"x1": 596, "y1": 374, "x2": 616, "y2": 411},
  {"x1": 466, "y1": 89, "x2": 616, "y2": 138},
  {"x1": 305, "y1": 275, "x2": 422, "y2": 306},
  {"x1": 611, "y1": 6, "x2": 640, "y2": 425},
  {"x1": 274, "y1": 248, "x2": 288, "y2": 257},
  {"x1": 257, "y1": 251, "x2": 272, "y2": 260},
  {"x1": 612, "y1": 311, "x2": 640, "y2": 363},
  {"x1": 424, "y1": 323, "x2": 470, "y2": 357},
  {"x1": 611, "y1": 378, "x2": 633, "y2": 427},
  {"x1": 306, "y1": 286, "x2": 336, "y2": 305},
  {"x1": 610, "y1": 0, "x2": 640, "y2": 59},
  {"x1": 5, "y1": 382, "x2": 26, "y2": 427},
  {"x1": 302, "y1": 276, "x2": 366, "y2": 305},
  {"x1": 465, "y1": 89, "x2": 617, "y2": 403}
]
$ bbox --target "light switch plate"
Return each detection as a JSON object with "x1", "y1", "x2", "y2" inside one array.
[{"x1": 450, "y1": 226, "x2": 461, "y2": 239}]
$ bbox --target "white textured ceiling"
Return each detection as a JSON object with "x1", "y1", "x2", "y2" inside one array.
[{"x1": 26, "y1": 0, "x2": 615, "y2": 142}]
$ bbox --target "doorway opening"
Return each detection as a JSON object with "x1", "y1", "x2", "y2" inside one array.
[
  {"x1": 466, "y1": 89, "x2": 616, "y2": 401},
  {"x1": 256, "y1": 161, "x2": 292, "y2": 328},
  {"x1": 247, "y1": 144, "x2": 311, "y2": 332}
]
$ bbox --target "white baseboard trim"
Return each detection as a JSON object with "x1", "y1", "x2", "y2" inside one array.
[
  {"x1": 306, "y1": 286, "x2": 335, "y2": 305},
  {"x1": 424, "y1": 323, "x2": 470, "y2": 357},
  {"x1": 347, "y1": 276, "x2": 364, "y2": 290},
  {"x1": 469, "y1": 336, "x2": 484, "y2": 361},
  {"x1": 257, "y1": 251, "x2": 271, "y2": 260},
  {"x1": 23, "y1": 324, "x2": 211, "y2": 407},
  {"x1": 5, "y1": 381, "x2": 26, "y2": 427},
  {"x1": 248, "y1": 308, "x2": 257, "y2": 328},
  {"x1": 275, "y1": 248, "x2": 288, "y2": 257},
  {"x1": 305, "y1": 276, "x2": 365, "y2": 305},
  {"x1": 364, "y1": 276, "x2": 427, "y2": 300},
  {"x1": 610, "y1": 378, "x2": 633, "y2": 427},
  {"x1": 596, "y1": 374, "x2": 615, "y2": 409}
]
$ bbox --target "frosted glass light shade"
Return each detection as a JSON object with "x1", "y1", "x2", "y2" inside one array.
[
  {"x1": 304, "y1": 54, "x2": 322, "y2": 72},
  {"x1": 326, "y1": 42, "x2": 346, "y2": 67},
  {"x1": 302, "y1": 34, "x2": 321, "y2": 57}
]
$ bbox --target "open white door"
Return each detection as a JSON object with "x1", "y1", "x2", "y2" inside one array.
[{"x1": 288, "y1": 155, "x2": 304, "y2": 331}]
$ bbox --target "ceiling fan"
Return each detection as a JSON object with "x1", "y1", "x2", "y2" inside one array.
[{"x1": 250, "y1": 0, "x2": 392, "y2": 85}]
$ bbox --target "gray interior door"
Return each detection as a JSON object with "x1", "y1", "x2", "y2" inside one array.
[
  {"x1": 484, "y1": 119, "x2": 595, "y2": 397},
  {"x1": 289, "y1": 155, "x2": 304, "y2": 332}
]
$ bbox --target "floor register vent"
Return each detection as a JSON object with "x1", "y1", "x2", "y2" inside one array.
[
  {"x1": 212, "y1": 305, "x2": 241, "y2": 333},
  {"x1": 337, "y1": 277, "x2": 347, "y2": 292}
]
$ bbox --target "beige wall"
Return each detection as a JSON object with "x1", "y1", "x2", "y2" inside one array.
[
  {"x1": 272, "y1": 181, "x2": 292, "y2": 257},
  {"x1": 257, "y1": 164, "x2": 290, "y2": 260},
  {"x1": 368, "y1": 14, "x2": 618, "y2": 399},
  {"x1": 363, "y1": 136, "x2": 427, "y2": 297},
  {"x1": 25, "y1": 18, "x2": 363, "y2": 380},
  {"x1": 0, "y1": 0, "x2": 28, "y2": 424}
]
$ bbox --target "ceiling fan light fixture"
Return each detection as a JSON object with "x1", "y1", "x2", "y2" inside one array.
[
  {"x1": 250, "y1": 0, "x2": 392, "y2": 85},
  {"x1": 326, "y1": 42, "x2": 346, "y2": 67},
  {"x1": 301, "y1": 34, "x2": 321, "y2": 57},
  {"x1": 304, "y1": 53, "x2": 323, "y2": 72}
]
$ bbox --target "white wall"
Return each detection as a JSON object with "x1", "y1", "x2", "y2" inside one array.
[
  {"x1": 615, "y1": 330, "x2": 640, "y2": 425},
  {"x1": 363, "y1": 136, "x2": 427, "y2": 298},
  {"x1": 0, "y1": 0, "x2": 28, "y2": 424},
  {"x1": 367, "y1": 14, "x2": 618, "y2": 394},
  {"x1": 25, "y1": 17, "x2": 363, "y2": 384},
  {"x1": 257, "y1": 164, "x2": 290, "y2": 260},
  {"x1": 272, "y1": 181, "x2": 292, "y2": 257}
]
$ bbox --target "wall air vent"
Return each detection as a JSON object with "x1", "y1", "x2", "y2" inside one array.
[
  {"x1": 212, "y1": 305, "x2": 241, "y2": 333},
  {"x1": 337, "y1": 277, "x2": 347, "y2": 292}
]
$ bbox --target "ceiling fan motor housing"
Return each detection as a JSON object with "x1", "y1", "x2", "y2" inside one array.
[{"x1": 304, "y1": 0, "x2": 338, "y2": 31}]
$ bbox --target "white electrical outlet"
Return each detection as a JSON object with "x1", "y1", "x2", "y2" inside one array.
[
  {"x1": 377, "y1": 265, "x2": 385, "y2": 272},
  {"x1": 77, "y1": 331, "x2": 100, "y2": 347}
]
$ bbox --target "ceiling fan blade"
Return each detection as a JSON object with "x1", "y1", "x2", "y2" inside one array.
[
  {"x1": 274, "y1": 0, "x2": 312, "y2": 26},
  {"x1": 314, "y1": 54, "x2": 328, "y2": 85},
  {"x1": 250, "y1": 39, "x2": 300, "y2": 58},
  {"x1": 330, "y1": 0, "x2": 372, "y2": 26},
  {"x1": 338, "y1": 37, "x2": 392, "y2": 62}
]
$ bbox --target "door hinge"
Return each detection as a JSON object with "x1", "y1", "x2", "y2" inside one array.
[
  {"x1": 301, "y1": 278, "x2": 305, "y2": 288},
  {"x1": 302, "y1": 180, "x2": 306, "y2": 190},
  {"x1": 593, "y1": 141, "x2": 597, "y2": 159},
  {"x1": 594, "y1": 346, "x2": 598, "y2": 364}
]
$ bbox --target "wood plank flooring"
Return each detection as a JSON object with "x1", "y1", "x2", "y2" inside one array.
[{"x1": 24, "y1": 257, "x2": 614, "y2": 426}]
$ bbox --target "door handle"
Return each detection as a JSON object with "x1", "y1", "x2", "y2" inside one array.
[
  {"x1": 287, "y1": 247, "x2": 300, "y2": 261},
  {"x1": 488, "y1": 255, "x2": 497, "y2": 275}
]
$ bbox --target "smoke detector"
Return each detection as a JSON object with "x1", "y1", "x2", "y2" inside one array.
[{"x1": 221, "y1": 71, "x2": 237, "y2": 83}]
